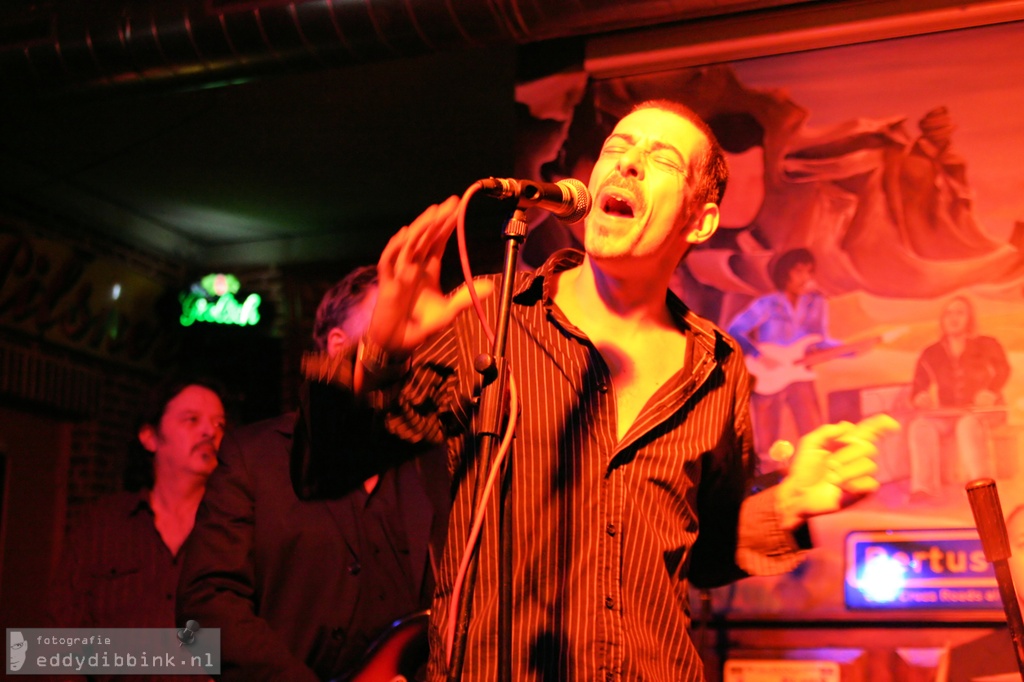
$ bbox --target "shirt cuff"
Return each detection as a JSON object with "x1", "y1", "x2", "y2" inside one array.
[{"x1": 736, "y1": 486, "x2": 812, "y2": 576}]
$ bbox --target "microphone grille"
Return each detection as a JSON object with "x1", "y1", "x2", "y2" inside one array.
[{"x1": 558, "y1": 178, "x2": 592, "y2": 224}]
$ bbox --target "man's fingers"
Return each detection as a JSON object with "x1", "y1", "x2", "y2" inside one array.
[
  {"x1": 427, "y1": 197, "x2": 461, "y2": 264},
  {"x1": 801, "y1": 413, "x2": 900, "y2": 453},
  {"x1": 786, "y1": 417, "x2": 892, "y2": 520},
  {"x1": 854, "y1": 413, "x2": 901, "y2": 440},
  {"x1": 394, "y1": 199, "x2": 450, "y2": 270},
  {"x1": 446, "y1": 280, "x2": 497, "y2": 323},
  {"x1": 826, "y1": 413, "x2": 900, "y2": 465},
  {"x1": 395, "y1": 280, "x2": 495, "y2": 348},
  {"x1": 842, "y1": 475, "x2": 880, "y2": 495},
  {"x1": 826, "y1": 435, "x2": 879, "y2": 466},
  {"x1": 409, "y1": 199, "x2": 453, "y2": 259},
  {"x1": 799, "y1": 421, "x2": 857, "y2": 450},
  {"x1": 825, "y1": 453, "x2": 878, "y2": 486},
  {"x1": 378, "y1": 225, "x2": 410, "y2": 279},
  {"x1": 395, "y1": 204, "x2": 438, "y2": 273},
  {"x1": 408, "y1": 196, "x2": 459, "y2": 259},
  {"x1": 413, "y1": 208, "x2": 458, "y2": 285}
]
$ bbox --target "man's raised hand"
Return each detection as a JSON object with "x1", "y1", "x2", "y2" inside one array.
[
  {"x1": 776, "y1": 414, "x2": 900, "y2": 530},
  {"x1": 368, "y1": 196, "x2": 494, "y2": 358}
]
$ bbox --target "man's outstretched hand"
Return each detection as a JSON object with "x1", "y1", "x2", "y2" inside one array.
[
  {"x1": 367, "y1": 196, "x2": 495, "y2": 358},
  {"x1": 776, "y1": 414, "x2": 900, "y2": 530}
]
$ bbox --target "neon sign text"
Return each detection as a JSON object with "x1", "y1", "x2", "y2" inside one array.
[{"x1": 179, "y1": 273, "x2": 261, "y2": 327}]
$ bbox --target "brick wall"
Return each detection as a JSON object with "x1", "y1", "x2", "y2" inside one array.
[{"x1": 0, "y1": 333, "x2": 157, "y2": 527}]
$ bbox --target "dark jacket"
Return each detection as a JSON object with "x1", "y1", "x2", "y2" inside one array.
[{"x1": 176, "y1": 387, "x2": 449, "y2": 681}]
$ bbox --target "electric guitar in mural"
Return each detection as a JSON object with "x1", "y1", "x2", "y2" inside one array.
[
  {"x1": 745, "y1": 328, "x2": 907, "y2": 396},
  {"x1": 337, "y1": 610, "x2": 430, "y2": 682}
]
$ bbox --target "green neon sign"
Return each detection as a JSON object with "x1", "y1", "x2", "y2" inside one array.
[{"x1": 179, "y1": 273, "x2": 261, "y2": 327}]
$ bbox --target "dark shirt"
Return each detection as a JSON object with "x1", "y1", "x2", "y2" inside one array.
[
  {"x1": 912, "y1": 335, "x2": 1010, "y2": 407},
  {"x1": 337, "y1": 472, "x2": 420, "y2": 666},
  {"x1": 364, "y1": 249, "x2": 805, "y2": 681},
  {"x1": 176, "y1": 411, "x2": 446, "y2": 682},
  {"x1": 47, "y1": 490, "x2": 207, "y2": 682}
]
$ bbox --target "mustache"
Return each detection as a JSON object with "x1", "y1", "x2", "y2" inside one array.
[{"x1": 192, "y1": 438, "x2": 218, "y2": 454}]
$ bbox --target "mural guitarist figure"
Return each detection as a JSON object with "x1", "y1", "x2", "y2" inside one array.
[{"x1": 728, "y1": 248, "x2": 839, "y2": 466}]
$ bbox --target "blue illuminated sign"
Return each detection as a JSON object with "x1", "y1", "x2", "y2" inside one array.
[{"x1": 845, "y1": 529, "x2": 1001, "y2": 610}]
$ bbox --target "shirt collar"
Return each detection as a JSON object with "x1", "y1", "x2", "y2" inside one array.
[
  {"x1": 516, "y1": 248, "x2": 725, "y2": 360},
  {"x1": 512, "y1": 248, "x2": 583, "y2": 304}
]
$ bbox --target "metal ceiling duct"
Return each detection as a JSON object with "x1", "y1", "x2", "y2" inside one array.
[{"x1": 0, "y1": 0, "x2": 793, "y2": 96}]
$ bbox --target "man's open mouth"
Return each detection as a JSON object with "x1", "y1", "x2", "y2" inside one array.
[{"x1": 602, "y1": 194, "x2": 636, "y2": 218}]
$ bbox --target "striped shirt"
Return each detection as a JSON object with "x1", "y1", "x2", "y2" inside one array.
[
  {"x1": 372, "y1": 249, "x2": 806, "y2": 681},
  {"x1": 47, "y1": 491, "x2": 210, "y2": 682}
]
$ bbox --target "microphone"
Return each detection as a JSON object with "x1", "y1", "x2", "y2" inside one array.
[{"x1": 479, "y1": 177, "x2": 592, "y2": 224}]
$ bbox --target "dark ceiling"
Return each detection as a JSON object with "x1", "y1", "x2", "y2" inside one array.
[
  {"x1": 1, "y1": 44, "x2": 521, "y2": 267},
  {"x1": 1, "y1": 0, "x2": 1013, "y2": 269}
]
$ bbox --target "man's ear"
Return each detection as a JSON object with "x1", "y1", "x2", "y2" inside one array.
[
  {"x1": 326, "y1": 328, "x2": 348, "y2": 358},
  {"x1": 138, "y1": 424, "x2": 159, "y2": 454},
  {"x1": 685, "y1": 202, "x2": 720, "y2": 245}
]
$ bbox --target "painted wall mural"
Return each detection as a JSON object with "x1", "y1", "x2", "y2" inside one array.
[{"x1": 514, "y1": 20, "x2": 1024, "y2": 617}]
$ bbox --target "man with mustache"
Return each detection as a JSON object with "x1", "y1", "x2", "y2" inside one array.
[
  {"x1": 47, "y1": 376, "x2": 226, "y2": 681},
  {"x1": 308, "y1": 100, "x2": 895, "y2": 681}
]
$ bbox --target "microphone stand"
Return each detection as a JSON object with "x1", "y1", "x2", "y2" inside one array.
[
  {"x1": 447, "y1": 206, "x2": 527, "y2": 682},
  {"x1": 965, "y1": 478, "x2": 1024, "y2": 679}
]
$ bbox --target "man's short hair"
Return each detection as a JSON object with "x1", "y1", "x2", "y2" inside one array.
[
  {"x1": 312, "y1": 265, "x2": 379, "y2": 352},
  {"x1": 770, "y1": 248, "x2": 816, "y2": 291},
  {"x1": 631, "y1": 99, "x2": 729, "y2": 206}
]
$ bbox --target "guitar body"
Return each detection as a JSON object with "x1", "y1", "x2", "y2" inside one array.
[
  {"x1": 744, "y1": 335, "x2": 822, "y2": 396},
  {"x1": 742, "y1": 326, "x2": 905, "y2": 396},
  {"x1": 342, "y1": 610, "x2": 430, "y2": 682}
]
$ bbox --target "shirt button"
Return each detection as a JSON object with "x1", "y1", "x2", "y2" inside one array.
[
  {"x1": 606, "y1": 523, "x2": 616, "y2": 536},
  {"x1": 598, "y1": 382, "x2": 610, "y2": 394},
  {"x1": 348, "y1": 562, "x2": 361, "y2": 575},
  {"x1": 605, "y1": 596, "x2": 614, "y2": 610}
]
